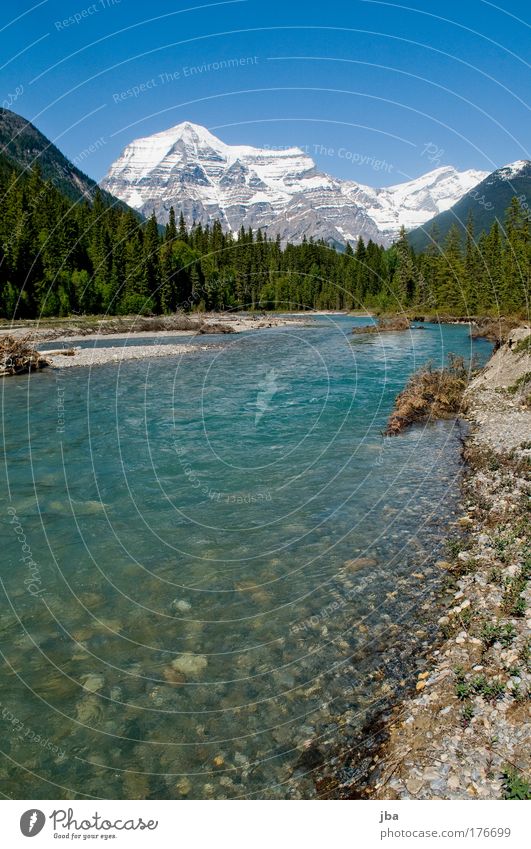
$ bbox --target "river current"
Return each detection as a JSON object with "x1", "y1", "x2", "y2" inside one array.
[{"x1": 0, "y1": 316, "x2": 491, "y2": 798}]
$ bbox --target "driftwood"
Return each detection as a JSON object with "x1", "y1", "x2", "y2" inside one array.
[
  {"x1": 0, "y1": 335, "x2": 50, "y2": 376},
  {"x1": 42, "y1": 348, "x2": 76, "y2": 357}
]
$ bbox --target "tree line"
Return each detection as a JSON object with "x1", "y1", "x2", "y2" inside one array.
[{"x1": 0, "y1": 164, "x2": 528, "y2": 318}]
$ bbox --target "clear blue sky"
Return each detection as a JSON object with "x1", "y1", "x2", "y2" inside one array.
[{"x1": 2, "y1": 0, "x2": 530, "y2": 186}]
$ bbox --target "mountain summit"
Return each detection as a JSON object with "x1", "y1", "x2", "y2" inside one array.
[{"x1": 102, "y1": 121, "x2": 488, "y2": 246}]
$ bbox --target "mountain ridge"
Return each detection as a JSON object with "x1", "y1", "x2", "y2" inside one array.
[
  {"x1": 101, "y1": 121, "x2": 488, "y2": 246},
  {"x1": 0, "y1": 108, "x2": 129, "y2": 209},
  {"x1": 407, "y1": 159, "x2": 531, "y2": 250}
]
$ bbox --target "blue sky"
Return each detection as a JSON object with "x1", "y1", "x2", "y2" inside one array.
[{"x1": 2, "y1": 0, "x2": 530, "y2": 186}]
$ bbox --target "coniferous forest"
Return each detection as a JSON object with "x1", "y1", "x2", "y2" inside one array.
[{"x1": 0, "y1": 163, "x2": 529, "y2": 319}]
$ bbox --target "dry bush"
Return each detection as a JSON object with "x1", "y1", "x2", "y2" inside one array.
[
  {"x1": 198, "y1": 322, "x2": 235, "y2": 334},
  {"x1": 0, "y1": 335, "x2": 50, "y2": 376},
  {"x1": 134, "y1": 315, "x2": 203, "y2": 332},
  {"x1": 470, "y1": 318, "x2": 519, "y2": 344},
  {"x1": 353, "y1": 316, "x2": 410, "y2": 335},
  {"x1": 386, "y1": 354, "x2": 468, "y2": 435}
]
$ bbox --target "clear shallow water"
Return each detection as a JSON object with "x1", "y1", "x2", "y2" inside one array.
[{"x1": 0, "y1": 317, "x2": 491, "y2": 799}]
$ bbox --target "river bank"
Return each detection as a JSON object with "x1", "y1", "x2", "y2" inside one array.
[
  {"x1": 352, "y1": 326, "x2": 530, "y2": 800},
  {"x1": 48, "y1": 342, "x2": 211, "y2": 369},
  {"x1": 0, "y1": 311, "x2": 310, "y2": 346},
  {"x1": 0, "y1": 313, "x2": 314, "y2": 370}
]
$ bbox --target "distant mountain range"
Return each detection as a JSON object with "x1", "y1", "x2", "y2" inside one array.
[
  {"x1": 0, "y1": 108, "x2": 124, "y2": 207},
  {"x1": 2, "y1": 110, "x2": 528, "y2": 251},
  {"x1": 101, "y1": 121, "x2": 488, "y2": 247},
  {"x1": 407, "y1": 160, "x2": 531, "y2": 250}
]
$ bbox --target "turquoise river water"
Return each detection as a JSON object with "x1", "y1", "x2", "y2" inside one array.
[{"x1": 0, "y1": 316, "x2": 491, "y2": 799}]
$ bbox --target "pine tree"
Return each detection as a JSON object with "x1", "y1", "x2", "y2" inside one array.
[
  {"x1": 178, "y1": 211, "x2": 187, "y2": 242},
  {"x1": 391, "y1": 227, "x2": 416, "y2": 307},
  {"x1": 166, "y1": 207, "x2": 177, "y2": 242},
  {"x1": 502, "y1": 197, "x2": 529, "y2": 313}
]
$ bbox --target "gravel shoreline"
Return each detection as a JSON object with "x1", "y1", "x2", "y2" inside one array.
[
  {"x1": 48, "y1": 343, "x2": 206, "y2": 369},
  {"x1": 364, "y1": 326, "x2": 531, "y2": 800},
  {"x1": 29, "y1": 314, "x2": 309, "y2": 369},
  {"x1": 1, "y1": 313, "x2": 310, "y2": 346}
]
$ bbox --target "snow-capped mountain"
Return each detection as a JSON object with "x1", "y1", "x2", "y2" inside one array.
[
  {"x1": 344, "y1": 165, "x2": 488, "y2": 241},
  {"x1": 101, "y1": 122, "x2": 488, "y2": 246},
  {"x1": 408, "y1": 158, "x2": 531, "y2": 251}
]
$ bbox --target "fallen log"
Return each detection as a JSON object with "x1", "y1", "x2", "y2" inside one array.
[{"x1": 42, "y1": 348, "x2": 77, "y2": 357}]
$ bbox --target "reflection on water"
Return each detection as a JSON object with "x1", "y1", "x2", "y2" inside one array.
[{"x1": 0, "y1": 318, "x2": 491, "y2": 798}]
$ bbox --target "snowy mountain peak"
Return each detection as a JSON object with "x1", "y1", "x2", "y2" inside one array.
[
  {"x1": 344, "y1": 165, "x2": 489, "y2": 236},
  {"x1": 495, "y1": 159, "x2": 531, "y2": 179},
  {"x1": 166, "y1": 120, "x2": 223, "y2": 147},
  {"x1": 101, "y1": 122, "x2": 489, "y2": 246}
]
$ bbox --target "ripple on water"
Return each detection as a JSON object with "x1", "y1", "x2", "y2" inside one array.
[{"x1": 0, "y1": 318, "x2": 491, "y2": 798}]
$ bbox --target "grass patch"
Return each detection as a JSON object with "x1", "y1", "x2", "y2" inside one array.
[
  {"x1": 519, "y1": 639, "x2": 531, "y2": 673},
  {"x1": 502, "y1": 562, "x2": 530, "y2": 618},
  {"x1": 513, "y1": 335, "x2": 531, "y2": 355},
  {"x1": 454, "y1": 667, "x2": 506, "y2": 702},
  {"x1": 471, "y1": 675, "x2": 506, "y2": 700},
  {"x1": 507, "y1": 372, "x2": 531, "y2": 396}
]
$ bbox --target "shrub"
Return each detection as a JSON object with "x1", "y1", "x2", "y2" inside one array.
[
  {"x1": 386, "y1": 354, "x2": 468, "y2": 435},
  {"x1": 502, "y1": 768, "x2": 531, "y2": 800}
]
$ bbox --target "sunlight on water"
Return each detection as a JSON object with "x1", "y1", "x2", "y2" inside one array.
[{"x1": 0, "y1": 317, "x2": 491, "y2": 799}]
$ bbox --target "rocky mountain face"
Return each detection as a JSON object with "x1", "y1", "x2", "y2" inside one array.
[
  {"x1": 101, "y1": 121, "x2": 488, "y2": 246},
  {"x1": 407, "y1": 160, "x2": 531, "y2": 251}
]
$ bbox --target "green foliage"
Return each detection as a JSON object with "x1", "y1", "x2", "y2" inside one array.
[
  {"x1": 480, "y1": 622, "x2": 517, "y2": 649},
  {"x1": 502, "y1": 768, "x2": 531, "y2": 800},
  {"x1": 461, "y1": 703, "x2": 474, "y2": 725},
  {"x1": 454, "y1": 666, "x2": 506, "y2": 702},
  {"x1": 470, "y1": 675, "x2": 506, "y2": 700},
  {"x1": 502, "y1": 561, "x2": 530, "y2": 617},
  {"x1": 0, "y1": 164, "x2": 529, "y2": 319},
  {"x1": 507, "y1": 372, "x2": 531, "y2": 395},
  {"x1": 513, "y1": 335, "x2": 531, "y2": 354}
]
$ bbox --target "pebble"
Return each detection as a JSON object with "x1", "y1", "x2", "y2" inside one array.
[
  {"x1": 405, "y1": 777, "x2": 424, "y2": 795},
  {"x1": 175, "y1": 777, "x2": 191, "y2": 796},
  {"x1": 171, "y1": 653, "x2": 208, "y2": 675},
  {"x1": 172, "y1": 599, "x2": 192, "y2": 613},
  {"x1": 82, "y1": 673, "x2": 104, "y2": 693}
]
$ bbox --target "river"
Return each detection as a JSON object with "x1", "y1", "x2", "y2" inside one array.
[{"x1": 0, "y1": 316, "x2": 491, "y2": 798}]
